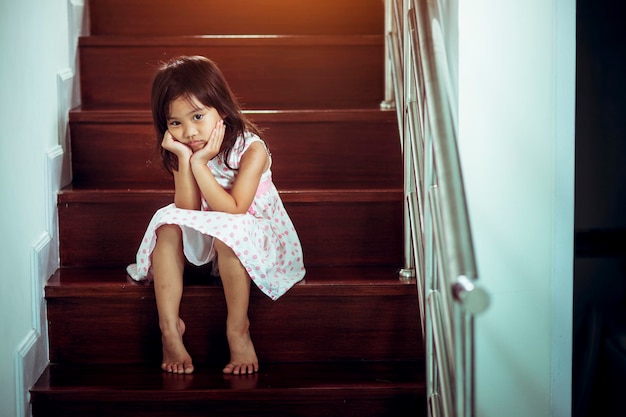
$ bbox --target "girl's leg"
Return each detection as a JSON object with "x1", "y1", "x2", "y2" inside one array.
[
  {"x1": 152, "y1": 224, "x2": 194, "y2": 374},
  {"x1": 214, "y1": 239, "x2": 259, "y2": 375}
]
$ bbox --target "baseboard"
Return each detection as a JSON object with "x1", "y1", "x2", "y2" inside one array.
[
  {"x1": 15, "y1": 233, "x2": 53, "y2": 417},
  {"x1": 15, "y1": 329, "x2": 48, "y2": 417},
  {"x1": 14, "y1": 146, "x2": 65, "y2": 417}
]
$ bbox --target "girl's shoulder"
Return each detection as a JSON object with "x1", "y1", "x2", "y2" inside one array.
[
  {"x1": 225, "y1": 132, "x2": 268, "y2": 167},
  {"x1": 241, "y1": 132, "x2": 271, "y2": 169}
]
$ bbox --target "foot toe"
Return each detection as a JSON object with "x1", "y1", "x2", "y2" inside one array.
[{"x1": 222, "y1": 363, "x2": 235, "y2": 374}]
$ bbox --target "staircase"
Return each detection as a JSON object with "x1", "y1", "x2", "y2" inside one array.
[{"x1": 30, "y1": 1, "x2": 425, "y2": 415}]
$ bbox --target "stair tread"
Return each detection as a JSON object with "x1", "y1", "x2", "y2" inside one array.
[
  {"x1": 31, "y1": 362, "x2": 425, "y2": 416},
  {"x1": 32, "y1": 361, "x2": 424, "y2": 397},
  {"x1": 80, "y1": 34, "x2": 383, "y2": 47},
  {"x1": 69, "y1": 107, "x2": 396, "y2": 123},
  {"x1": 46, "y1": 265, "x2": 415, "y2": 298},
  {"x1": 58, "y1": 187, "x2": 403, "y2": 201}
]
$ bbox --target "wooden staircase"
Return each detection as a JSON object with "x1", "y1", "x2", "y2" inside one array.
[{"x1": 30, "y1": 1, "x2": 425, "y2": 415}]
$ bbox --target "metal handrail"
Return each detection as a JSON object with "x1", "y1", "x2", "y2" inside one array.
[{"x1": 382, "y1": 1, "x2": 489, "y2": 416}]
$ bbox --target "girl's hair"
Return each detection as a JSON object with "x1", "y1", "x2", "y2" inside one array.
[{"x1": 150, "y1": 55, "x2": 261, "y2": 174}]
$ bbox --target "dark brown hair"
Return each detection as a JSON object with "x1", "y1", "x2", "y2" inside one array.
[{"x1": 150, "y1": 55, "x2": 261, "y2": 174}]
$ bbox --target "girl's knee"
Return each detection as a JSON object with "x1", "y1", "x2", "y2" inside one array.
[{"x1": 156, "y1": 224, "x2": 182, "y2": 240}]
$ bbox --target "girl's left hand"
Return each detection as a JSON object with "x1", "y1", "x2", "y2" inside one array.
[{"x1": 191, "y1": 119, "x2": 225, "y2": 166}]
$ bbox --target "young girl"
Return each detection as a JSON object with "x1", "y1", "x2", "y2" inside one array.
[{"x1": 126, "y1": 55, "x2": 305, "y2": 375}]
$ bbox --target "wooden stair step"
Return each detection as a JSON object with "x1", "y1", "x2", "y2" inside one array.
[
  {"x1": 89, "y1": 0, "x2": 384, "y2": 36},
  {"x1": 69, "y1": 109, "x2": 402, "y2": 190},
  {"x1": 31, "y1": 361, "x2": 425, "y2": 417},
  {"x1": 58, "y1": 189, "x2": 404, "y2": 268},
  {"x1": 78, "y1": 35, "x2": 384, "y2": 109},
  {"x1": 46, "y1": 266, "x2": 421, "y2": 365}
]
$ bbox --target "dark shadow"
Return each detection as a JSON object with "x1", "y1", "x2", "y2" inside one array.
[{"x1": 574, "y1": 0, "x2": 626, "y2": 415}]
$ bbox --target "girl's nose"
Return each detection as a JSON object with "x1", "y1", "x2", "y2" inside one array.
[{"x1": 183, "y1": 124, "x2": 198, "y2": 138}]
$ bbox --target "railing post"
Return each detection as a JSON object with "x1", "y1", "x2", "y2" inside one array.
[
  {"x1": 385, "y1": 0, "x2": 489, "y2": 416},
  {"x1": 381, "y1": 0, "x2": 395, "y2": 110}
]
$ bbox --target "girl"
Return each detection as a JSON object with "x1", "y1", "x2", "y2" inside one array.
[{"x1": 126, "y1": 55, "x2": 305, "y2": 375}]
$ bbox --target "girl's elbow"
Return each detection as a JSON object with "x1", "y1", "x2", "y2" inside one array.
[
  {"x1": 227, "y1": 201, "x2": 252, "y2": 215},
  {"x1": 174, "y1": 197, "x2": 201, "y2": 210},
  {"x1": 227, "y1": 205, "x2": 249, "y2": 215}
]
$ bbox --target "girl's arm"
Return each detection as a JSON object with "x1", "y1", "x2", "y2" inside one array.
[
  {"x1": 162, "y1": 131, "x2": 202, "y2": 210},
  {"x1": 172, "y1": 160, "x2": 201, "y2": 210},
  {"x1": 190, "y1": 130, "x2": 268, "y2": 214}
]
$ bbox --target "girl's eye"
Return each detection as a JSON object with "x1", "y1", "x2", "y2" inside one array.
[
  {"x1": 193, "y1": 114, "x2": 204, "y2": 121},
  {"x1": 168, "y1": 121, "x2": 180, "y2": 127}
]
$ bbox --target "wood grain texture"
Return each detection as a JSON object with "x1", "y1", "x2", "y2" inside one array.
[
  {"x1": 57, "y1": 189, "x2": 403, "y2": 268},
  {"x1": 31, "y1": 362, "x2": 424, "y2": 417},
  {"x1": 46, "y1": 267, "x2": 421, "y2": 365},
  {"x1": 69, "y1": 109, "x2": 402, "y2": 190},
  {"x1": 78, "y1": 36, "x2": 384, "y2": 109},
  {"x1": 89, "y1": 0, "x2": 384, "y2": 36}
]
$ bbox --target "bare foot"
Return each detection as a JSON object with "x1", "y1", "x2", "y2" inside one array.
[
  {"x1": 161, "y1": 318, "x2": 194, "y2": 374},
  {"x1": 223, "y1": 328, "x2": 259, "y2": 375}
]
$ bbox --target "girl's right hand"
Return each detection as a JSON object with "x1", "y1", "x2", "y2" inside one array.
[{"x1": 162, "y1": 131, "x2": 192, "y2": 160}]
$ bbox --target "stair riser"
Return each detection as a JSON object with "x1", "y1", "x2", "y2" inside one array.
[
  {"x1": 58, "y1": 198, "x2": 403, "y2": 268},
  {"x1": 47, "y1": 288, "x2": 421, "y2": 365},
  {"x1": 69, "y1": 117, "x2": 402, "y2": 189},
  {"x1": 33, "y1": 396, "x2": 426, "y2": 417},
  {"x1": 79, "y1": 40, "x2": 384, "y2": 109},
  {"x1": 33, "y1": 396, "x2": 422, "y2": 417},
  {"x1": 89, "y1": 0, "x2": 384, "y2": 36}
]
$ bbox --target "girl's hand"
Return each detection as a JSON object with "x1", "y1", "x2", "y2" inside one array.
[
  {"x1": 162, "y1": 131, "x2": 192, "y2": 161},
  {"x1": 190, "y1": 119, "x2": 225, "y2": 167}
]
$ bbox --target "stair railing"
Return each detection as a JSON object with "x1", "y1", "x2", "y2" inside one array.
[{"x1": 382, "y1": 1, "x2": 489, "y2": 416}]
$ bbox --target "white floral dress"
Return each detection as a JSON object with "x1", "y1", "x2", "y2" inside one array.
[{"x1": 126, "y1": 132, "x2": 305, "y2": 300}]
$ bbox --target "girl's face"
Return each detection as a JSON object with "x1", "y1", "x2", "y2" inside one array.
[{"x1": 166, "y1": 95, "x2": 222, "y2": 152}]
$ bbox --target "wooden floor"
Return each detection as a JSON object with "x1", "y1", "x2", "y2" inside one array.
[{"x1": 32, "y1": 361, "x2": 425, "y2": 417}]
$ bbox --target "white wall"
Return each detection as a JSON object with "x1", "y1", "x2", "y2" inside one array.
[
  {"x1": 458, "y1": 1, "x2": 575, "y2": 416},
  {"x1": 0, "y1": 1, "x2": 84, "y2": 416}
]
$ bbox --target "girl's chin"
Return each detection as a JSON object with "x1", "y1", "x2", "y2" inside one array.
[{"x1": 190, "y1": 143, "x2": 206, "y2": 152}]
